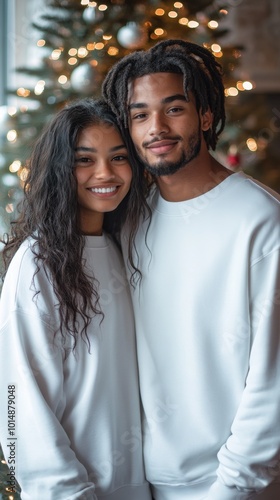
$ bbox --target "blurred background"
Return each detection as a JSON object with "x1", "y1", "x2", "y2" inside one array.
[{"x1": 0, "y1": 0, "x2": 280, "y2": 496}]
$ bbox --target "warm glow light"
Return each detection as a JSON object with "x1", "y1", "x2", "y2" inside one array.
[
  {"x1": 236, "y1": 81, "x2": 245, "y2": 91},
  {"x1": 154, "y1": 28, "x2": 164, "y2": 35},
  {"x1": 227, "y1": 87, "x2": 239, "y2": 96},
  {"x1": 87, "y1": 43, "x2": 95, "y2": 50},
  {"x1": 208, "y1": 20, "x2": 218, "y2": 29},
  {"x1": 243, "y1": 81, "x2": 253, "y2": 90},
  {"x1": 19, "y1": 167, "x2": 29, "y2": 182},
  {"x1": 34, "y1": 80, "x2": 45, "y2": 95},
  {"x1": 5, "y1": 203, "x2": 14, "y2": 213},
  {"x1": 214, "y1": 51, "x2": 223, "y2": 58},
  {"x1": 7, "y1": 130, "x2": 17, "y2": 142},
  {"x1": 155, "y1": 8, "x2": 165, "y2": 16},
  {"x1": 51, "y1": 49, "x2": 62, "y2": 60},
  {"x1": 107, "y1": 46, "x2": 119, "y2": 56},
  {"x1": 58, "y1": 75, "x2": 68, "y2": 84},
  {"x1": 103, "y1": 35, "x2": 112, "y2": 40},
  {"x1": 69, "y1": 48, "x2": 77, "y2": 56},
  {"x1": 9, "y1": 160, "x2": 21, "y2": 173},
  {"x1": 179, "y1": 17, "x2": 188, "y2": 25},
  {"x1": 174, "y1": 2, "x2": 183, "y2": 7},
  {"x1": 17, "y1": 88, "x2": 30, "y2": 97},
  {"x1": 95, "y1": 42, "x2": 104, "y2": 50},
  {"x1": 81, "y1": 0, "x2": 89, "y2": 4},
  {"x1": 8, "y1": 106, "x2": 17, "y2": 116},
  {"x1": 211, "y1": 43, "x2": 221, "y2": 53},
  {"x1": 246, "y1": 138, "x2": 258, "y2": 151},
  {"x1": 168, "y1": 10, "x2": 178, "y2": 18},
  {"x1": 219, "y1": 9, "x2": 228, "y2": 15},
  {"x1": 78, "y1": 47, "x2": 88, "y2": 57},
  {"x1": 98, "y1": 4, "x2": 107, "y2": 10},
  {"x1": 68, "y1": 57, "x2": 78, "y2": 65},
  {"x1": 37, "y1": 39, "x2": 46, "y2": 47},
  {"x1": 188, "y1": 20, "x2": 199, "y2": 28}
]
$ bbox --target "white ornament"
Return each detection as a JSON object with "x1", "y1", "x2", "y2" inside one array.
[
  {"x1": 117, "y1": 22, "x2": 147, "y2": 49},
  {"x1": 70, "y1": 63, "x2": 96, "y2": 93},
  {"x1": 82, "y1": 6, "x2": 104, "y2": 24}
]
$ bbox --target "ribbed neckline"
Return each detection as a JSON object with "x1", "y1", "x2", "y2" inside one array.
[
  {"x1": 152, "y1": 172, "x2": 245, "y2": 215},
  {"x1": 84, "y1": 233, "x2": 109, "y2": 249}
]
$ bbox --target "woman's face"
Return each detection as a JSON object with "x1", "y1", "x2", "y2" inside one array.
[{"x1": 74, "y1": 123, "x2": 132, "y2": 235}]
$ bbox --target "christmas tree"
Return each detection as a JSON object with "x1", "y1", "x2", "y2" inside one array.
[{"x1": 0, "y1": 0, "x2": 276, "y2": 497}]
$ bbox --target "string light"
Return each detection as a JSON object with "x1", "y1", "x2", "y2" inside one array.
[
  {"x1": 211, "y1": 43, "x2": 221, "y2": 53},
  {"x1": 107, "y1": 46, "x2": 119, "y2": 56},
  {"x1": 174, "y1": 2, "x2": 183, "y2": 8},
  {"x1": 226, "y1": 87, "x2": 239, "y2": 97},
  {"x1": 37, "y1": 39, "x2": 46, "y2": 47},
  {"x1": 178, "y1": 17, "x2": 188, "y2": 25},
  {"x1": 208, "y1": 20, "x2": 218, "y2": 29},
  {"x1": 17, "y1": 88, "x2": 30, "y2": 97},
  {"x1": 243, "y1": 81, "x2": 253, "y2": 90},
  {"x1": 188, "y1": 20, "x2": 199, "y2": 28},
  {"x1": 9, "y1": 160, "x2": 21, "y2": 173},
  {"x1": 68, "y1": 57, "x2": 78, "y2": 65},
  {"x1": 68, "y1": 48, "x2": 77, "y2": 56},
  {"x1": 51, "y1": 49, "x2": 62, "y2": 60},
  {"x1": 77, "y1": 47, "x2": 88, "y2": 57},
  {"x1": 58, "y1": 75, "x2": 68, "y2": 84},
  {"x1": 98, "y1": 4, "x2": 108, "y2": 11},
  {"x1": 34, "y1": 80, "x2": 45, "y2": 95},
  {"x1": 155, "y1": 8, "x2": 165, "y2": 16},
  {"x1": 246, "y1": 138, "x2": 258, "y2": 151},
  {"x1": 154, "y1": 28, "x2": 164, "y2": 36},
  {"x1": 7, "y1": 130, "x2": 17, "y2": 142},
  {"x1": 95, "y1": 42, "x2": 104, "y2": 50},
  {"x1": 168, "y1": 11, "x2": 178, "y2": 18}
]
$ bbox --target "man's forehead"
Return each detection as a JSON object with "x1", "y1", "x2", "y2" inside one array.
[{"x1": 127, "y1": 72, "x2": 185, "y2": 102}]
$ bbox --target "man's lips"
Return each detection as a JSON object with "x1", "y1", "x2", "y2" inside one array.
[{"x1": 146, "y1": 140, "x2": 178, "y2": 155}]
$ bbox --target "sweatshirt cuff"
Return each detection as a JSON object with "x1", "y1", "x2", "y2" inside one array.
[{"x1": 204, "y1": 480, "x2": 256, "y2": 500}]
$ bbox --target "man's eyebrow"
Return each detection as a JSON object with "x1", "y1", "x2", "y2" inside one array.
[{"x1": 129, "y1": 94, "x2": 187, "y2": 110}]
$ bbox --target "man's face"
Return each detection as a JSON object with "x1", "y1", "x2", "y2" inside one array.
[{"x1": 127, "y1": 72, "x2": 211, "y2": 176}]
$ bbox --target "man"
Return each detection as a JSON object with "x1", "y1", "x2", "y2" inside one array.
[{"x1": 102, "y1": 39, "x2": 280, "y2": 500}]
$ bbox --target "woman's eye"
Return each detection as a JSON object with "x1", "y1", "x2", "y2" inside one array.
[
  {"x1": 75, "y1": 157, "x2": 92, "y2": 164},
  {"x1": 113, "y1": 155, "x2": 128, "y2": 162}
]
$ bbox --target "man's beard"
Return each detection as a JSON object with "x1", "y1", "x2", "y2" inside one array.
[{"x1": 137, "y1": 129, "x2": 202, "y2": 177}]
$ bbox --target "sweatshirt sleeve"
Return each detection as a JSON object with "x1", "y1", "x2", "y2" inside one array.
[
  {"x1": 0, "y1": 308, "x2": 97, "y2": 500},
  {"x1": 205, "y1": 248, "x2": 280, "y2": 500}
]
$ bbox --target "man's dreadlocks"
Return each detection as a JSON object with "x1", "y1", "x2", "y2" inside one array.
[{"x1": 102, "y1": 39, "x2": 226, "y2": 151}]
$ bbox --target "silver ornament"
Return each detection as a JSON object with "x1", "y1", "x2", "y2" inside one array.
[
  {"x1": 70, "y1": 63, "x2": 97, "y2": 93},
  {"x1": 117, "y1": 22, "x2": 147, "y2": 49}
]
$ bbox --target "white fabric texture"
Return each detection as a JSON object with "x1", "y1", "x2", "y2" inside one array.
[
  {"x1": 122, "y1": 172, "x2": 280, "y2": 500},
  {"x1": 0, "y1": 234, "x2": 151, "y2": 500}
]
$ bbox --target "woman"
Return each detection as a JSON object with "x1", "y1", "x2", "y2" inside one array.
[{"x1": 0, "y1": 98, "x2": 151, "y2": 500}]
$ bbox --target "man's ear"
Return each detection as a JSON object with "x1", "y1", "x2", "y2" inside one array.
[{"x1": 200, "y1": 108, "x2": 213, "y2": 131}]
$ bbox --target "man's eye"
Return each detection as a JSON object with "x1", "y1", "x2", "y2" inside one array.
[
  {"x1": 132, "y1": 113, "x2": 147, "y2": 120},
  {"x1": 169, "y1": 107, "x2": 183, "y2": 113}
]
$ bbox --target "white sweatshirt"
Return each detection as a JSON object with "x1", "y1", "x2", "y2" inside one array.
[
  {"x1": 0, "y1": 234, "x2": 151, "y2": 500},
  {"x1": 121, "y1": 172, "x2": 280, "y2": 500}
]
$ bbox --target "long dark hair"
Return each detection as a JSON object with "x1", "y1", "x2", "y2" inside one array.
[
  {"x1": 1, "y1": 98, "x2": 148, "y2": 347},
  {"x1": 102, "y1": 38, "x2": 226, "y2": 150}
]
